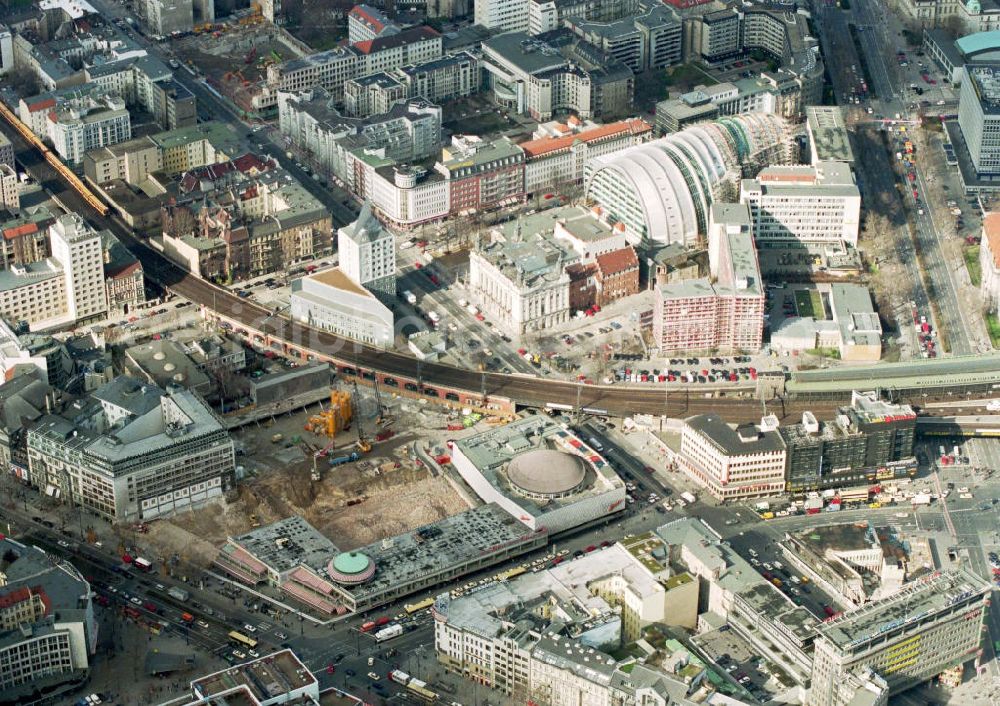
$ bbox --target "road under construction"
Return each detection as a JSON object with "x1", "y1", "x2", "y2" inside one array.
[{"x1": 3, "y1": 119, "x2": 1000, "y2": 424}]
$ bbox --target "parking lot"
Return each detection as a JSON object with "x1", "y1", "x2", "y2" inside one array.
[{"x1": 695, "y1": 626, "x2": 790, "y2": 701}]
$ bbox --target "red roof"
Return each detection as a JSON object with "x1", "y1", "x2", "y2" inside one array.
[
  {"x1": 519, "y1": 119, "x2": 652, "y2": 159},
  {"x1": 350, "y1": 5, "x2": 386, "y2": 33},
  {"x1": 595, "y1": 246, "x2": 639, "y2": 277},
  {"x1": 985, "y1": 212, "x2": 1000, "y2": 270},
  {"x1": 353, "y1": 26, "x2": 439, "y2": 54},
  {"x1": 3, "y1": 222, "x2": 40, "y2": 241},
  {"x1": 0, "y1": 586, "x2": 31, "y2": 609},
  {"x1": 26, "y1": 98, "x2": 56, "y2": 113},
  {"x1": 105, "y1": 260, "x2": 141, "y2": 279}
]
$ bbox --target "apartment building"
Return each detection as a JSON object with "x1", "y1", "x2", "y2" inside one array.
[
  {"x1": 393, "y1": 51, "x2": 480, "y2": 105},
  {"x1": 26, "y1": 377, "x2": 235, "y2": 520},
  {"x1": 0, "y1": 133, "x2": 15, "y2": 169},
  {"x1": 338, "y1": 203, "x2": 396, "y2": 304},
  {"x1": 740, "y1": 161, "x2": 861, "y2": 250},
  {"x1": 0, "y1": 164, "x2": 20, "y2": 212},
  {"x1": 289, "y1": 268, "x2": 394, "y2": 348},
  {"x1": 83, "y1": 136, "x2": 163, "y2": 186},
  {"x1": 653, "y1": 204, "x2": 764, "y2": 354},
  {"x1": 266, "y1": 27, "x2": 442, "y2": 101},
  {"x1": 521, "y1": 116, "x2": 652, "y2": 194},
  {"x1": 160, "y1": 156, "x2": 333, "y2": 281},
  {"x1": 343, "y1": 73, "x2": 407, "y2": 118},
  {"x1": 808, "y1": 570, "x2": 991, "y2": 706},
  {"x1": 46, "y1": 94, "x2": 131, "y2": 164},
  {"x1": 0, "y1": 536, "x2": 97, "y2": 704},
  {"x1": 678, "y1": 413, "x2": 787, "y2": 500},
  {"x1": 981, "y1": 212, "x2": 1000, "y2": 311},
  {"x1": 278, "y1": 89, "x2": 442, "y2": 188},
  {"x1": 102, "y1": 230, "x2": 145, "y2": 315}
]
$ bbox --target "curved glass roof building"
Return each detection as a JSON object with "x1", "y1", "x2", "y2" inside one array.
[{"x1": 585, "y1": 113, "x2": 791, "y2": 245}]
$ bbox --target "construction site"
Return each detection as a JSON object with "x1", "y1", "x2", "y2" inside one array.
[
  {"x1": 171, "y1": 14, "x2": 305, "y2": 117},
  {"x1": 143, "y1": 384, "x2": 488, "y2": 570}
]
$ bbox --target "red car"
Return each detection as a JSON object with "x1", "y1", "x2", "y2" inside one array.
[{"x1": 585, "y1": 545, "x2": 597, "y2": 552}]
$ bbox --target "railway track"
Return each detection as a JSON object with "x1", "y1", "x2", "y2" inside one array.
[{"x1": 0, "y1": 117, "x2": 958, "y2": 422}]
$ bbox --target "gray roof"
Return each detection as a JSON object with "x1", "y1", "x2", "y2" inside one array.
[
  {"x1": 91, "y1": 375, "x2": 164, "y2": 417},
  {"x1": 232, "y1": 516, "x2": 339, "y2": 574},
  {"x1": 685, "y1": 414, "x2": 786, "y2": 456},
  {"x1": 339, "y1": 201, "x2": 388, "y2": 245}
]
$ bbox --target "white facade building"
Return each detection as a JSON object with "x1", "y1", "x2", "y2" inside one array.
[
  {"x1": 26, "y1": 378, "x2": 235, "y2": 521},
  {"x1": 46, "y1": 95, "x2": 131, "y2": 164},
  {"x1": 476, "y1": 0, "x2": 530, "y2": 33},
  {"x1": 521, "y1": 117, "x2": 652, "y2": 193},
  {"x1": 678, "y1": 414, "x2": 787, "y2": 499},
  {"x1": 449, "y1": 415, "x2": 627, "y2": 534},
  {"x1": 49, "y1": 214, "x2": 108, "y2": 322},
  {"x1": 290, "y1": 267, "x2": 394, "y2": 348},
  {"x1": 338, "y1": 202, "x2": 396, "y2": 303},
  {"x1": 740, "y1": 161, "x2": 861, "y2": 249}
]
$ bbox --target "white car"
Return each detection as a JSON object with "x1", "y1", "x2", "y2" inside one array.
[
  {"x1": 197, "y1": 620, "x2": 210, "y2": 629},
  {"x1": 243, "y1": 624, "x2": 257, "y2": 633},
  {"x1": 987, "y1": 400, "x2": 1000, "y2": 412},
  {"x1": 368, "y1": 672, "x2": 381, "y2": 681}
]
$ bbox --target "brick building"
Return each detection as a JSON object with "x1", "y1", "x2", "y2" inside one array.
[{"x1": 595, "y1": 246, "x2": 639, "y2": 306}]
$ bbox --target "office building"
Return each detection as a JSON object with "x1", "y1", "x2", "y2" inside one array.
[
  {"x1": 289, "y1": 268, "x2": 394, "y2": 348},
  {"x1": 678, "y1": 413, "x2": 787, "y2": 499},
  {"x1": 981, "y1": 211, "x2": 1000, "y2": 311},
  {"x1": 49, "y1": 214, "x2": 108, "y2": 322},
  {"x1": 450, "y1": 415, "x2": 627, "y2": 534},
  {"x1": 0, "y1": 215, "x2": 109, "y2": 330},
  {"x1": 655, "y1": 518, "x2": 820, "y2": 684},
  {"x1": 26, "y1": 378, "x2": 235, "y2": 520},
  {"x1": 343, "y1": 72, "x2": 407, "y2": 118},
  {"x1": 806, "y1": 107, "x2": 855, "y2": 167},
  {"x1": 436, "y1": 533, "x2": 698, "y2": 696},
  {"x1": 437, "y1": 135, "x2": 525, "y2": 214},
  {"x1": 780, "y1": 392, "x2": 917, "y2": 493},
  {"x1": 652, "y1": 204, "x2": 764, "y2": 354},
  {"x1": 958, "y1": 62, "x2": 1000, "y2": 177},
  {"x1": 170, "y1": 649, "x2": 319, "y2": 706},
  {"x1": 347, "y1": 4, "x2": 400, "y2": 44},
  {"x1": 476, "y1": 0, "x2": 530, "y2": 32},
  {"x1": 468, "y1": 206, "x2": 631, "y2": 335},
  {"x1": 740, "y1": 161, "x2": 861, "y2": 249},
  {"x1": 521, "y1": 116, "x2": 652, "y2": 194},
  {"x1": 144, "y1": 0, "x2": 194, "y2": 35},
  {"x1": 266, "y1": 27, "x2": 442, "y2": 102},
  {"x1": 481, "y1": 30, "x2": 635, "y2": 122},
  {"x1": 585, "y1": 113, "x2": 792, "y2": 246},
  {"x1": 564, "y1": 0, "x2": 682, "y2": 73},
  {"x1": 808, "y1": 569, "x2": 991, "y2": 706},
  {"x1": 337, "y1": 202, "x2": 396, "y2": 303},
  {"x1": 0, "y1": 536, "x2": 97, "y2": 704}
]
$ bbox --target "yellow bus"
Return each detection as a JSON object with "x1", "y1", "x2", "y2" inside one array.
[
  {"x1": 228, "y1": 630, "x2": 259, "y2": 649},
  {"x1": 406, "y1": 683, "x2": 438, "y2": 702},
  {"x1": 405, "y1": 597, "x2": 435, "y2": 614},
  {"x1": 496, "y1": 566, "x2": 526, "y2": 582}
]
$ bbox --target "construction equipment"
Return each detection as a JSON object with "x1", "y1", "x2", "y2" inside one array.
[
  {"x1": 304, "y1": 390, "x2": 352, "y2": 438},
  {"x1": 352, "y1": 381, "x2": 372, "y2": 453}
]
